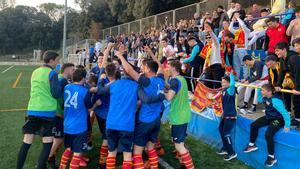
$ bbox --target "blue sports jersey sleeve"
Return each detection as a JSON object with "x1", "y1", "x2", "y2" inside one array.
[
  {"x1": 226, "y1": 73, "x2": 235, "y2": 96},
  {"x1": 138, "y1": 75, "x2": 151, "y2": 87},
  {"x1": 84, "y1": 92, "x2": 93, "y2": 109},
  {"x1": 271, "y1": 98, "x2": 291, "y2": 129},
  {"x1": 99, "y1": 68, "x2": 105, "y2": 75},
  {"x1": 169, "y1": 78, "x2": 181, "y2": 93},
  {"x1": 138, "y1": 87, "x2": 165, "y2": 104},
  {"x1": 97, "y1": 84, "x2": 110, "y2": 95},
  {"x1": 183, "y1": 45, "x2": 199, "y2": 63},
  {"x1": 157, "y1": 73, "x2": 165, "y2": 80},
  {"x1": 59, "y1": 78, "x2": 69, "y2": 91},
  {"x1": 257, "y1": 89, "x2": 263, "y2": 103},
  {"x1": 49, "y1": 70, "x2": 62, "y2": 99}
]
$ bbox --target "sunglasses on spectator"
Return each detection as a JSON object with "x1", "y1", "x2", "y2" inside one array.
[{"x1": 206, "y1": 37, "x2": 212, "y2": 39}]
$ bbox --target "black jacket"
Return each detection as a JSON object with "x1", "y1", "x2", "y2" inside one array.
[{"x1": 278, "y1": 51, "x2": 300, "y2": 90}]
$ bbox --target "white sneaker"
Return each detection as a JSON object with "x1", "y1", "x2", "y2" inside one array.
[{"x1": 240, "y1": 109, "x2": 248, "y2": 115}]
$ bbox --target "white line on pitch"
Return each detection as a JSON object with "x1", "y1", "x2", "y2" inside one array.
[{"x1": 1, "y1": 66, "x2": 14, "y2": 74}]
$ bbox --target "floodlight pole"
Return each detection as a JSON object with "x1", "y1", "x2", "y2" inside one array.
[{"x1": 62, "y1": 0, "x2": 67, "y2": 62}]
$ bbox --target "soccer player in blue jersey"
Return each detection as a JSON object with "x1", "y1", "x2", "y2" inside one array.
[
  {"x1": 118, "y1": 45, "x2": 166, "y2": 168},
  {"x1": 48, "y1": 63, "x2": 75, "y2": 168},
  {"x1": 90, "y1": 52, "x2": 104, "y2": 78},
  {"x1": 59, "y1": 68, "x2": 101, "y2": 169},
  {"x1": 243, "y1": 84, "x2": 290, "y2": 167},
  {"x1": 92, "y1": 43, "x2": 119, "y2": 169},
  {"x1": 90, "y1": 48, "x2": 139, "y2": 169}
]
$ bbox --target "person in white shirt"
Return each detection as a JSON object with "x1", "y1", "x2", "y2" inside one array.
[
  {"x1": 227, "y1": 1, "x2": 237, "y2": 20},
  {"x1": 248, "y1": 8, "x2": 270, "y2": 47},
  {"x1": 202, "y1": 22, "x2": 224, "y2": 89},
  {"x1": 95, "y1": 40, "x2": 103, "y2": 56},
  {"x1": 238, "y1": 55, "x2": 269, "y2": 114},
  {"x1": 80, "y1": 49, "x2": 87, "y2": 66},
  {"x1": 161, "y1": 37, "x2": 175, "y2": 58}
]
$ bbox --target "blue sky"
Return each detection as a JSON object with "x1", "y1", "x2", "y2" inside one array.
[{"x1": 15, "y1": 0, "x2": 80, "y2": 10}]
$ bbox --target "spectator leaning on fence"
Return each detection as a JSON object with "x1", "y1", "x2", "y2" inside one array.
[
  {"x1": 265, "y1": 54, "x2": 281, "y2": 88},
  {"x1": 238, "y1": 55, "x2": 269, "y2": 114},
  {"x1": 275, "y1": 42, "x2": 300, "y2": 130}
]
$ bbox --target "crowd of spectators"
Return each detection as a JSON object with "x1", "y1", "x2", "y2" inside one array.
[{"x1": 84, "y1": 0, "x2": 300, "y2": 128}]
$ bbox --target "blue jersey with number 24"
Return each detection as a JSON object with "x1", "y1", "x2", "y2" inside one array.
[{"x1": 63, "y1": 84, "x2": 89, "y2": 134}]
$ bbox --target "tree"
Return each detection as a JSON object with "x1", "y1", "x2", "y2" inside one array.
[
  {"x1": 0, "y1": 0, "x2": 15, "y2": 10},
  {"x1": 74, "y1": 0, "x2": 91, "y2": 12},
  {"x1": 87, "y1": 0, "x2": 116, "y2": 28},
  {"x1": 39, "y1": 3, "x2": 64, "y2": 21},
  {"x1": 90, "y1": 21, "x2": 102, "y2": 40},
  {"x1": 0, "y1": 5, "x2": 63, "y2": 55}
]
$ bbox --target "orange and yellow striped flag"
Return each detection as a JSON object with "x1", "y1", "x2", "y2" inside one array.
[{"x1": 191, "y1": 82, "x2": 223, "y2": 116}]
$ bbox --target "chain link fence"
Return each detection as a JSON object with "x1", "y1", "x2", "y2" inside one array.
[
  {"x1": 141, "y1": 16, "x2": 156, "y2": 33},
  {"x1": 129, "y1": 20, "x2": 141, "y2": 34},
  {"x1": 174, "y1": 4, "x2": 197, "y2": 24},
  {"x1": 101, "y1": 0, "x2": 277, "y2": 39}
]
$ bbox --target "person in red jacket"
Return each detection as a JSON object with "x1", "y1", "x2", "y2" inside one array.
[{"x1": 265, "y1": 17, "x2": 288, "y2": 54}]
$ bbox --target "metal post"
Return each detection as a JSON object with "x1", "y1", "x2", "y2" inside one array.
[
  {"x1": 118, "y1": 25, "x2": 121, "y2": 35},
  {"x1": 196, "y1": 3, "x2": 200, "y2": 14},
  {"x1": 172, "y1": 10, "x2": 176, "y2": 26},
  {"x1": 128, "y1": 23, "x2": 130, "y2": 35},
  {"x1": 139, "y1": 19, "x2": 142, "y2": 34},
  {"x1": 154, "y1": 15, "x2": 157, "y2": 28},
  {"x1": 102, "y1": 30, "x2": 105, "y2": 40},
  {"x1": 62, "y1": 0, "x2": 67, "y2": 62},
  {"x1": 109, "y1": 28, "x2": 112, "y2": 36}
]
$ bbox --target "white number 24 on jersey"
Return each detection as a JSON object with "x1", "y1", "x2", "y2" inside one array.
[{"x1": 64, "y1": 90, "x2": 78, "y2": 109}]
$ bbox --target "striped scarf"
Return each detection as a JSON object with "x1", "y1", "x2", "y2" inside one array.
[
  {"x1": 233, "y1": 28, "x2": 245, "y2": 48},
  {"x1": 199, "y1": 44, "x2": 212, "y2": 69}
]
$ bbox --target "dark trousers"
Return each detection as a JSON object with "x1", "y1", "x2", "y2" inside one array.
[
  {"x1": 249, "y1": 116, "x2": 284, "y2": 155},
  {"x1": 203, "y1": 64, "x2": 224, "y2": 89},
  {"x1": 293, "y1": 94, "x2": 300, "y2": 120},
  {"x1": 186, "y1": 66, "x2": 200, "y2": 92},
  {"x1": 219, "y1": 118, "x2": 236, "y2": 155},
  {"x1": 283, "y1": 91, "x2": 292, "y2": 112}
]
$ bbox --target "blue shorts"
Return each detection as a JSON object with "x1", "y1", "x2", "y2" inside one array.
[
  {"x1": 95, "y1": 115, "x2": 107, "y2": 140},
  {"x1": 106, "y1": 129, "x2": 133, "y2": 152},
  {"x1": 171, "y1": 123, "x2": 188, "y2": 143},
  {"x1": 53, "y1": 116, "x2": 64, "y2": 138},
  {"x1": 134, "y1": 118, "x2": 160, "y2": 147},
  {"x1": 87, "y1": 114, "x2": 92, "y2": 132},
  {"x1": 64, "y1": 131, "x2": 88, "y2": 153}
]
